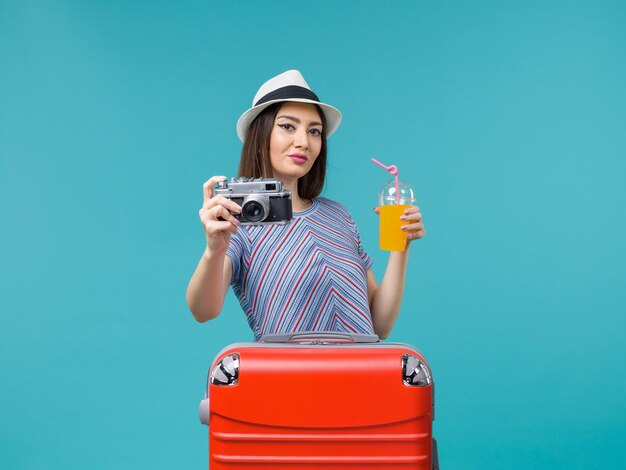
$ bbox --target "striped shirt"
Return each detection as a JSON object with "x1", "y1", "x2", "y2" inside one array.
[{"x1": 226, "y1": 197, "x2": 374, "y2": 341}]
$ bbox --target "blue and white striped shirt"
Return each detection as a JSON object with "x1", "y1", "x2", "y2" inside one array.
[{"x1": 226, "y1": 197, "x2": 374, "y2": 341}]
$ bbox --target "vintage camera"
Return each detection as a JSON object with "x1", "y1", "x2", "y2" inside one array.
[{"x1": 213, "y1": 177, "x2": 292, "y2": 225}]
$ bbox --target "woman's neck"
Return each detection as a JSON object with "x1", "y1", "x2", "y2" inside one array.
[{"x1": 282, "y1": 179, "x2": 312, "y2": 213}]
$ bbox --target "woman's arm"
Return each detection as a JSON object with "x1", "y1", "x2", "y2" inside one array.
[
  {"x1": 186, "y1": 252, "x2": 233, "y2": 322},
  {"x1": 186, "y1": 176, "x2": 242, "y2": 322},
  {"x1": 367, "y1": 250, "x2": 409, "y2": 339},
  {"x1": 368, "y1": 205, "x2": 425, "y2": 339}
]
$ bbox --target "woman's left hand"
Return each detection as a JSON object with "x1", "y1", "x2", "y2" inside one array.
[
  {"x1": 374, "y1": 205, "x2": 426, "y2": 242},
  {"x1": 401, "y1": 205, "x2": 426, "y2": 242}
]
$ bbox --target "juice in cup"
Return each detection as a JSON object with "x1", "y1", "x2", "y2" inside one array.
[
  {"x1": 379, "y1": 204, "x2": 412, "y2": 251},
  {"x1": 378, "y1": 179, "x2": 416, "y2": 252}
]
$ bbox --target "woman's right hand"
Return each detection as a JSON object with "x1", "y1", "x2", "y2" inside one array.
[{"x1": 199, "y1": 176, "x2": 242, "y2": 256}]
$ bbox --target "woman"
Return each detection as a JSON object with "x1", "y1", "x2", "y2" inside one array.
[{"x1": 186, "y1": 70, "x2": 425, "y2": 340}]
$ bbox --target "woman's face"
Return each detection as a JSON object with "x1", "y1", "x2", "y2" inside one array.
[{"x1": 269, "y1": 102, "x2": 323, "y2": 185}]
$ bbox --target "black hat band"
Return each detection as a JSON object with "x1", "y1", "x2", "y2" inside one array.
[{"x1": 254, "y1": 85, "x2": 320, "y2": 107}]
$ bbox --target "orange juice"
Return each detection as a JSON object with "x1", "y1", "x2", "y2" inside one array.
[{"x1": 379, "y1": 204, "x2": 411, "y2": 251}]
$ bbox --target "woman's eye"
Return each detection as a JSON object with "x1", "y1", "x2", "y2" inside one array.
[
  {"x1": 278, "y1": 123, "x2": 294, "y2": 131},
  {"x1": 309, "y1": 128, "x2": 322, "y2": 136}
]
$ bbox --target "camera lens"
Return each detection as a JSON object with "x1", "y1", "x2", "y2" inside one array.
[
  {"x1": 243, "y1": 201, "x2": 264, "y2": 221},
  {"x1": 242, "y1": 195, "x2": 269, "y2": 223}
]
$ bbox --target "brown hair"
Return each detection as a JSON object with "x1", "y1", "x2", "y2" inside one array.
[{"x1": 238, "y1": 102, "x2": 328, "y2": 200}]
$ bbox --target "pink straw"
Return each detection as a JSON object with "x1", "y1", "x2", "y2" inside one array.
[{"x1": 371, "y1": 158, "x2": 400, "y2": 204}]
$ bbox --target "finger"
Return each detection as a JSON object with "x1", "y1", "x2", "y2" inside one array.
[
  {"x1": 222, "y1": 207, "x2": 242, "y2": 227},
  {"x1": 206, "y1": 195, "x2": 242, "y2": 214},
  {"x1": 406, "y1": 232, "x2": 416, "y2": 241},
  {"x1": 204, "y1": 195, "x2": 242, "y2": 215},
  {"x1": 219, "y1": 206, "x2": 243, "y2": 230},
  {"x1": 402, "y1": 222, "x2": 424, "y2": 232},
  {"x1": 205, "y1": 221, "x2": 236, "y2": 236},
  {"x1": 202, "y1": 209, "x2": 238, "y2": 230},
  {"x1": 211, "y1": 216, "x2": 239, "y2": 235},
  {"x1": 210, "y1": 204, "x2": 239, "y2": 223},
  {"x1": 228, "y1": 222, "x2": 239, "y2": 235},
  {"x1": 400, "y1": 211, "x2": 422, "y2": 223},
  {"x1": 373, "y1": 207, "x2": 380, "y2": 215},
  {"x1": 408, "y1": 229, "x2": 426, "y2": 240},
  {"x1": 403, "y1": 205, "x2": 419, "y2": 215},
  {"x1": 203, "y1": 176, "x2": 227, "y2": 203},
  {"x1": 200, "y1": 204, "x2": 227, "y2": 223}
]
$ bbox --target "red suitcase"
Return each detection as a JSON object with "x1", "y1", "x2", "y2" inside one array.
[{"x1": 199, "y1": 332, "x2": 438, "y2": 469}]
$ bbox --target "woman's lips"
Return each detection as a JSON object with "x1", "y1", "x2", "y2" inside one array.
[{"x1": 289, "y1": 154, "x2": 308, "y2": 164}]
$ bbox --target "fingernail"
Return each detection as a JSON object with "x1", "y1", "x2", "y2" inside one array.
[{"x1": 400, "y1": 216, "x2": 407, "y2": 220}]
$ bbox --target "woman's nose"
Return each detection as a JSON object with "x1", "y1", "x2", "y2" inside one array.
[{"x1": 293, "y1": 128, "x2": 309, "y2": 149}]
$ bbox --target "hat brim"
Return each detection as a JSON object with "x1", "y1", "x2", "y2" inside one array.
[{"x1": 236, "y1": 98, "x2": 342, "y2": 142}]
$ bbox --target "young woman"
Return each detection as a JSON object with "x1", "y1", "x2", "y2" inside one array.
[{"x1": 186, "y1": 70, "x2": 425, "y2": 340}]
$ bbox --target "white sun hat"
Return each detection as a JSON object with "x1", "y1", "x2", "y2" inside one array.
[{"x1": 236, "y1": 69, "x2": 342, "y2": 142}]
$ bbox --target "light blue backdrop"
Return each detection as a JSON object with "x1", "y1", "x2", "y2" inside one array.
[{"x1": 1, "y1": 1, "x2": 625, "y2": 468}]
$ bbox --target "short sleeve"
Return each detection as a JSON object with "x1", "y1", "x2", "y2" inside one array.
[
  {"x1": 226, "y1": 229, "x2": 246, "y2": 286},
  {"x1": 346, "y1": 213, "x2": 373, "y2": 271}
]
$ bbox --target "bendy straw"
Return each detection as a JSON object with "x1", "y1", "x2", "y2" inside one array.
[{"x1": 371, "y1": 158, "x2": 400, "y2": 204}]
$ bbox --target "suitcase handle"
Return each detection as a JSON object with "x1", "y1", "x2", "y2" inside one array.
[{"x1": 261, "y1": 331, "x2": 380, "y2": 344}]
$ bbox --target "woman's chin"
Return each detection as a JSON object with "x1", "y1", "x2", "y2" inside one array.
[{"x1": 275, "y1": 167, "x2": 310, "y2": 181}]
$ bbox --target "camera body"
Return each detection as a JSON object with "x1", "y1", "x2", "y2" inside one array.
[{"x1": 213, "y1": 177, "x2": 293, "y2": 225}]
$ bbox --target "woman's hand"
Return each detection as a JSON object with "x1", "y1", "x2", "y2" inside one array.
[
  {"x1": 199, "y1": 176, "x2": 242, "y2": 256},
  {"x1": 374, "y1": 205, "x2": 426, "y2": 243}
]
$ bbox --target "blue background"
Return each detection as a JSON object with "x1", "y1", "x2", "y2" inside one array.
[{"x1": 1, "y1": 1, "x2": 625, "y2": 468}]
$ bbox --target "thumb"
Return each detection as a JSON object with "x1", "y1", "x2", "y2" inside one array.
[{"x1": 373, "y1": 206, "x2": 380, "y2": 215}]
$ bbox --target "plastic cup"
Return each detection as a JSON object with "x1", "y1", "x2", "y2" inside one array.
[{"x1": 378, "y1": 179, "x2": 416, "y2": 252}]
